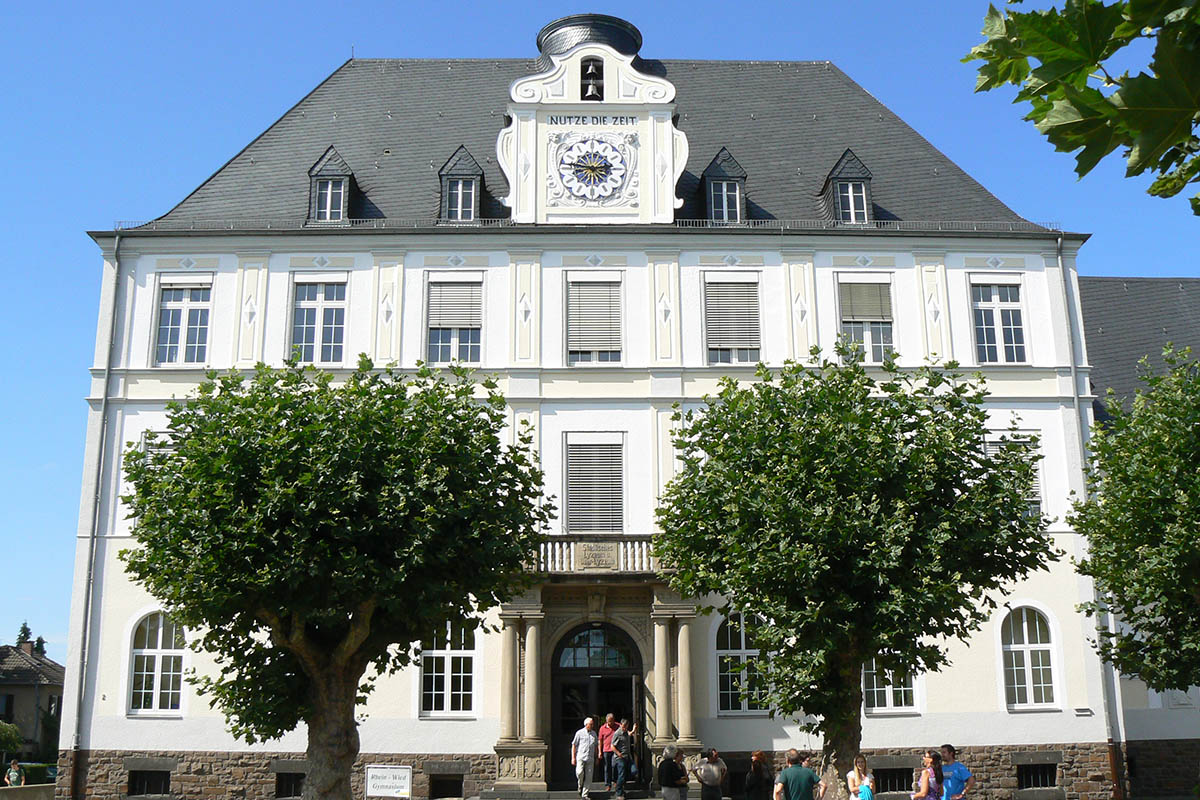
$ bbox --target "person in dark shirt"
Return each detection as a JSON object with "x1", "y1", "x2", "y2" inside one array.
[
  {"x1": 774, "y1": 750, "x2": 826, "y2": 800},
  {"x1": 658, "y1": 744, "x2": 690, "y2": 800},
  {"x1": 745, "y1": 750, "x2": 775, "y2": 800}
]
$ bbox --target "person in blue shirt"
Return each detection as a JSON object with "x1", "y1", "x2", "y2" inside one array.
[{"x1": 939, "y1": 745, "x2": 975, "y2": 800}]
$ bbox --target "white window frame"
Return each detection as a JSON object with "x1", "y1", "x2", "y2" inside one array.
[
  {"x1": 565, "y1": 271, "x2": 623, "y2": 366},
  {"x1": 970, "y1": 275, "x2": 1027, "y2": 365},
  {"x1": 446, "y1": 178, "x2": 476, "y2": 222},
  {"x1": 702, "y1": 272, "x2": 761, "y2": 365},
  {"x1": 996, "y1": 602, "x2": 1063, "y2": 712},
  {"x1": 126, "y1": 610, "x2": 188, "y2": 717},
  {"x1": 152, "y1": 273, "x2": 214, "y2": 367},
  {"x1": 836, "y1": 273, "x2": 895, "y2": 364},
  {"x1": 425, "y1": 271, "x2": 484, "y2": 365},
  {"x1": 418, "y1": 620, "x2": 479, "y2": 719},
  {"x1": 837, "y1": 181, "x2": 868, "y2": 223},
  {"x1": 862, "y1": 657, "x2": 920, "y2": 715},
  {"x1": 562, "y1": 431, "x2": 624, "y2": 533},
  {"x1": 290, "y1": 273, "x2": 348, "y2": 365},
  {"x1": 315, "y1": 178, "x2": 345, "y2": 222},
  {"x1": 709, "y1": 181, "x2": 741, "y2": 223},
  {"x1": 714, "y1": 611, "x2": 767, "y2": 716}
]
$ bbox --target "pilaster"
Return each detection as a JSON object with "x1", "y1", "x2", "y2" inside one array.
[
  {"x1": 782, "y1": 248, "x2": 816, "y2": 361},
  {"x1": 371, "y1": 250, "x2": 405, "y2": 365},
  {"x1": 914, "y1": 250, "x2": 951, "y2": 363},
  {"x1": 509, "y1": 250, "x2": 542, "y2": 366},
  {"x1": 235, "y1": 250, "x2": 271, "y2": 366}
]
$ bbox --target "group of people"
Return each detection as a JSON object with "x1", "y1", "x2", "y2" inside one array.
[{"x1": 571, "y1": 714, "x2": 641, "y2": 800}]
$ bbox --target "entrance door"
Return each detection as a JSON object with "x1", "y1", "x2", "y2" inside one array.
[{"x1": 550, "y1": 624, "x2": 644, "y2": 790}]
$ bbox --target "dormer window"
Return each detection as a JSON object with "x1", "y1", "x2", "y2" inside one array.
[
  {"x1": 822, "y1": 149, "x2": 874, "y2": 225},
  {"x1": 446, "y1": 178, "x2": 476, "y2": 222},
  {"x1": 439, "y1": 146, "x2": 484, "y2": 223},
  {"x1": 315, "y1": 179, "x2": 345, "y2": 222},
  {"x1": 308, "y1": 146, "x2": 354, "y2": 224},
  {"x1": 701, "y1": 148, "x2": 748, "y2": 225},
  {"x1": 710, "y1": 181, "x2": 741, "y2": 223},
  {"x1": 837, "y1": 181, "x2": 868, "y2": 224},
  {"x1": 581, "y1": 57, "x2": 604, "y2": 101}
]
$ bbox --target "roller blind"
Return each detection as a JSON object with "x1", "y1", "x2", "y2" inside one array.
[
  {"x1": 427, "y1": 282, "x2": 482, "y2": 328},
  {"x1": 704, "y1": 282, "x2": 761, "y2": 348},
  {"x1": 838, "y1": 282, "x2": 893, "y2": 321},
  {"x1": 567, "y1": 281, "x2": 621, "y2": 350},
  {"x1": 985, "y1": 439, "x2": 1042, "y2": 503},
  {"x1": 566, "y1": 442, "x2": 623, "y2": 532}
]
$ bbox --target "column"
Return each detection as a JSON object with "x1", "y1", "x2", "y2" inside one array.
[
  {"x1": 676, "y1": 616, "x2": 699, "y2": 745},
  {"x1": 653, "y1": 616, "x2": 674, "y2": 742},
  {"x1": 523, "y1": 615, "x2": 543, "y2": 742},
  {"x1": 499, "y1": 618, "x2": 519, "y2": 742}
]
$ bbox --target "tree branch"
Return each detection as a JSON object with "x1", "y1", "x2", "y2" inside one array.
[{"x1": 333, "y1": 597, "x2": 378, "y2": 668}]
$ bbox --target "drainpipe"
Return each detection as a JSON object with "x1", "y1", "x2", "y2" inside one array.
[
  {"x1": 1057, "y1": 232, "x2": 1124, "y2": 799},
  {"x1": 71, "y1": 232, "x2": 120, "y2": 800}
]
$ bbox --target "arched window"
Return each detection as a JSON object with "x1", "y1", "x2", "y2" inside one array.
[
  {"x1": 1001, "y1": 607, "x2": 1055, "y2": 707},
  {"x1": 716, "y1": 612, "x2": 765, "y2": 713},
  {"x1": 557, "y1": 626, "x2": 635, "y2": 669},
  {"x1": 420, "y1": 620, "x2": 477, "y2": 716},
  {"x1": 129, "y1": 612, "x2": 186, "y2": 713}
]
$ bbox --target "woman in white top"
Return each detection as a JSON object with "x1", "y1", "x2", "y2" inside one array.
[{"x1": 847, "y1": 754, "x2": 872, "y2": 800}]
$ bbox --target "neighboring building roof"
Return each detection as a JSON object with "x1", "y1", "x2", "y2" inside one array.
[
  {"x1": 0, "y1": 645, "x2": 65, "y2": 687},
  {"x1": 1080, "y1": 277, "x2": 1200, "y2": 405},
  {"x1": 154, "y1": 58, "x2": 1030, "y2": 226}
]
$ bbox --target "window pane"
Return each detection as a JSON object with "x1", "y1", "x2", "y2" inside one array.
[
  {"x1": 1030, "y1": 649, "x2": 1054, "y2": 703},
  {"x1": 159, "y1": 655, "x2": 183, "y2": 710},
  {"x1": 131, "y1": 654, "x2": 155, "y2": 710},
  {"x1": 157, "y1": 307, "x2": 181, "y2": 364},
  {"x1": 1004, "y1": 650, "x2": 1027, "y2": 705},
  {"x1": 321, "y1": 307, "x2": 345, "y2": 362},
  {"x1": 185, "y1": 308, "x2": 208, "y2": 363},
  {"x1": 450, "y1": 655, "x2": 473, "y2": 711},
  {"x1": 292, "y1": 307, "x2": 316, "y2": 362},
  {"x1": 428, "y1": 328, "x2": 452, "y2": 363},
  {"x1": 1001, "y1": 309, "x2": 1026, "y2": 362},
  {"x1": 974, "y1": 308, "x2": 997, "y2": 362},
  {"x1": 422, "y1": 656, "x2": 445, "y2": 712}
]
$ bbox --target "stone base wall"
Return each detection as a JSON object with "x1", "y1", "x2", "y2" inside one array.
[
  {"x1": 1125, "y1": 739, "x2": 1200, "y2": 799},
  {"x1": 55, "y1": 750, "x2": 495, "y2": 800}
]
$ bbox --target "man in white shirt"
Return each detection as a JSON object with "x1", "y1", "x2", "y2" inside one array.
[{"x1": 571, "y1": 716, "x2": 600, "y2": 798}]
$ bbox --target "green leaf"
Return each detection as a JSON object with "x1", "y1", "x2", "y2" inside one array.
[{"x1": 1113, "y1": 35, "x2": 1200, "y2": 173}]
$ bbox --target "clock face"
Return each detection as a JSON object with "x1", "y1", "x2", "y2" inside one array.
[{"x1": 558, "y1": 138, "x2": 627, "y2": 200}]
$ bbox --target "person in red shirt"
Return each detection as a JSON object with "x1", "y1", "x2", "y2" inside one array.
[{"x1": 598, "y1": 713, "x2": 619, "y2": 790}]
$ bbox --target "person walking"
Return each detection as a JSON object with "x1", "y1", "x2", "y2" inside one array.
[
  {"x1": 659, "y1": 744, "x2": 691, "y2": 800},
  {"x1": 910, "y1": 751, "x2": 943, "y2": 800},
  {"x1": 571, "y1": 716, "x2": 600, "y2": 798},
  {"x1": 939, "y1": 745, "x2": 975, "y2": 800},
  {"x1": 691, "y1": 747, "x2": 727, "y2": 800},
  {"x1": 599, "y1": 713, "x2": 619, "y2": 790},
  {"x1": 774, "y1": 750, "x2": 826, "y2": 800},
  {"x1": 5, "y1": 760, "x2": 25, "y2": 787},
  {"x1": 847, "y1": 754, "x2": 872, "y2": 800},
  {"x1": 611, "y1": 718, "x2": 634, "y2": 800},
  {"x1": 744, "y1": 750, "x2": 775, "y2": 800}
]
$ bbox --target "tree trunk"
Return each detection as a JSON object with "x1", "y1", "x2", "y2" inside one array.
[
  {"x1": 822, "y1": 653, "x2": 864, "y2": 783},
  {"x1": 303, "y1": 669, "x2": 362, "y2": 800}
]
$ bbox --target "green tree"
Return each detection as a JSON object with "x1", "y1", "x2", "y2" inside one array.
[
  {"x1": 32, "y1": 637, "x2": 45, "y2": 657},
  {"x1": 121, "y1": 360, "x2": 551, "y2": 800},
  {"x1": 15, "y1": 622, "x2": 30, "y2": 645},
  {"x1": 653, "y1": 350, "x2": 1057, "y2": 770},
  {"x1": 1073, "y1": 347, "x2": 1200, "y2": 689},
  {"x1": 0, "y1": 721, "x2": 20, "y2": 759},
  {"x1": 964, "y1": 1, "x2": 1200, "y2": 214}
]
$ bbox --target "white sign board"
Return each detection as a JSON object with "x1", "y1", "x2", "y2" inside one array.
[{"x1": 366, "y1": 765, "x2": 412, "y2": 798}]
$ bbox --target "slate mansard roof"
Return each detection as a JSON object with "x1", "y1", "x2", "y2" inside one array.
[{"x1": 153, "y1": 57, "x2": 1033, "y2": 227}]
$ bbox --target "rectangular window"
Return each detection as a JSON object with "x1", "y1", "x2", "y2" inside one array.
[
  {"x1": 565, "y1": 438, "x2": 623, "y2": 532},
  {"x1": 862, "y1": 658, "x2": 915, "y2": 711},
  {"x1": 972, "y1": 283, "x2": 1026, "y2": 363},
  {"x1": 0, "y1": 694, "x2": 13, "y2": 723},
  {"x1": 128, "y1": 771, "x2": 171, "y2": 796},
  {"x1": 48, "y1": 695, "x2": 62, "y2": 717},
  {"x1": 839, "y1": 281, "x2": 894, "y2": 362},
  {"x1": 155, "y1": 285, "x2": 211, "y2": 365},
  {"x1": 1017, "y1": 764, "x2": 1057, "y2": 790},
  {"x1": 874, "y1": 769, "x2": 914, "y2": 794},
  {"x1": 426, "y1": 281, "x2": 482, "y2": 363},
  {"x1": 420, "y1": 622, "x2": 476, "y2": 717},
  {"x1": 566, "y1": 280, "x2": 621, "y2": 365},
  {"x1": 837, "y1": 182, "x2": 868, "y2": 223},
  {"x1": 710, "y1": 181, "x2": 740, "y2": 223},
  {"x1": 315, "y1": 179, "x2": 344, "y2": 222},
  {"x1": 276, "y1": 773, "x2": 305, "y2": 799},
  {"x1": 985, "y1": 437, "x2": 1042, "y2": 519},
  {"x1": 446, "y1": 178, "x2": 475, "y2": 221},
  {"x1": 704, "y1": 279, "x2": 760, "y2": 364},
  {"x1": 291, "y1": 281, "x2": 346, "y2": 364}
]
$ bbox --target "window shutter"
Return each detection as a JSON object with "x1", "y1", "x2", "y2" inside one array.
[
  {"x1": 567, "y1": 282, "x2": 621, "y2": 350},
  {"x1": 704, "y1": 282, "x2": 760, "y2": 348},
  {"x1": 428, "y1": 282, "x2": 482, "y2": 327},
  {"x1": 839, "y1": 282, "x2": 892, "y2": 321},
  {"x1": 985, "y1": 439, "x2": 1041, "y2": 505},
  {"x1": 566, "y1": 442, "x2": 623, "y2": 532}
]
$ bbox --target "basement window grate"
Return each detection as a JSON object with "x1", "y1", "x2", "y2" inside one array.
[{"x1": 1018, "y1": 763, "x2": 1057, "y2": 789}]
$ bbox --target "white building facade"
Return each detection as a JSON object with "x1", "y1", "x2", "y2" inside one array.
[{"x1": 58, "y1": 14, "x2": 1197, "y2": 800}]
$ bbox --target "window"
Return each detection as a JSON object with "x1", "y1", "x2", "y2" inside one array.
[
  {"x1": 155, "y1": 284, "x2": 211, "y2": 365},
  {"x1": 862, "y1": 658, "x2": 915, "y2": 711},
  {"x1": 709, "y1": 181, "x2": 741, "y2": 223},
  {"x1": 837, "y1": 181, "x2": 868, "y2": 223},
  {"x1": 565, "y1": 437, "x2": 623, "y2": 532},
  {"x1": 704, "y1": 279, "x2": 760, "y2": 364},
  {"x1": 1001, "y1": 607, "x2": 1055, "y2": 707},
  {"x1": 839, "y1": 281, "x2": 894, "y2": 362},
  {"x1": 558, "y1": 627, "x2": 636, "y2": 668},
  {"x1": 972, "y1": 283, "x2": 1026, "y2": 364},
  {"x1": 315, "y1": 178, "x2": 344, "y2": 222},
  {"x1": 0, "y1": 694, "x2": 12, "y2": 723},
  {"x1": 1017, "y1": 763, "x2": 1057, "y2": 790},
  {"x1": 716, "y1": 612, "x2": 765, "y2": 713},
  {"x1": 276, "y1": 773, "x2": 305, "y2": 798},
  {"x1": 426, "y1": 281, "x2": 482, "y2": 363},
  {"x1": 874, "y1": 769, "x2": 914, "y2": 794},
  {"x1": 129, "y1": 612, "x2": 186, "y2": 714},
  {"x1": 984, "y1": 437, "x2": 1042, "y2": 519},
  {"x1": 48, "y1": 695, "x2": 62, "y2": 717},
  {"x1": 291, "y1": 281, "x2": 346, "y2": 364},
  {"x1": 566, "y1": 280, "x2": 621, "y2": 364},
  {"x1": 581, "y1": 56, "x2": 604, "y2": 101},
  {"x1": 128, "y1": 771, "x2": 171, "y2": 796},
  {"x1": 446, "y1": 179, "x2": 476, "y2": 222},
  {"x1": 420, "y1": 620, "x2": 476, "y2": 716}
]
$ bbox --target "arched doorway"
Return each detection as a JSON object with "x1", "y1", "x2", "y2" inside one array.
[{"x1": 550, "y1": 623, "x2": 645, "y2": 790}]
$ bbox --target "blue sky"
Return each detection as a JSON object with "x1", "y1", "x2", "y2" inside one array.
[{"x1": 1, "y1": 1, "x2": 1193, "y2": 663}]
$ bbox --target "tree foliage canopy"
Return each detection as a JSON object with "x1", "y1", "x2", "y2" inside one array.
[
  {"x1": 1073, "y1": 347, "x2": 1200, "y2": 690},
  {"x1": 965, "y1": 0, "x2": 1200, "y2": 214},
  {"x1": 654, "y1": 351, "x2": 1057, "y2": 764},
  {"x1": 121, "y1": 359, "x2": 552, "y2": 745},
  {"x1": 0, "y1": 721, "x2": 21, "y2": 754},
  {"x1": 15, "y1": 622, "x2": 30, "y2": 645}
]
